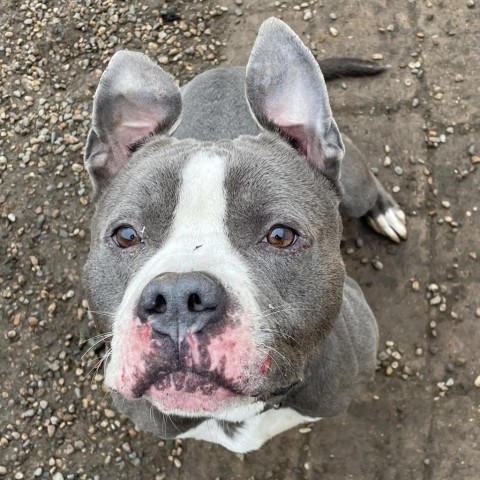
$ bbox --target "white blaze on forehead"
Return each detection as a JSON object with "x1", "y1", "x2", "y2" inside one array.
[
  {"x1": 173, "y1": 151, "x2": 227, "y2": 238},
  {"x1": 107, "y1": 151, "x2": 264, "y2": 396}
]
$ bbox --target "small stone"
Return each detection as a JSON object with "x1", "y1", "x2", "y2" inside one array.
[
  {"x1": 475, "y1": 307, "x2": 480, "y2": 318},
  {"x1": 303, "y1": 10, "x2": 312, "y2": 21},
  {"x1": 430, "y1": 295, "x2": 442, "y2": 306},
  {"x1": 441, "y1": 200, "x2": 451, "y2": 208},
  {"x1": 104, "y1": 409, "x2": 116, "y2": 418},
  {"x1": 392, "y1": 186, "x2": 401, "y2": 193},
  {"x1": 329, "y1": 26, "x2": 338, "y2": 36},
  {"x1": 27, "y1": 316, "x2": 39, "y2": 327},
  {"x1": 235, "y1": 9, "x2": 243, "y2": 16},
  {"x1": 372, "y1": 53, "x2": 384, "y2": 60},
  {"x1": 394, "y1": 166, "x2": 403, "y2": 176},
  {"x1": 412, "y1": 280, "x2": 420, "y2": 291},
  {"x1": 371, "y1": 258, "x2": 384, "y2": 270},
  {"x1": 434, "y1": 92, "x2": 444, "y2": 100},
  {"x1": 71, "y1": 163, "x2": 84, "y2": 173},
  {"x1": 0, "y1": 466, "x2": 7, "y2": 476},
  {"x1": 299, "y1": 427, "x2": 312, "y2": 433},
  {"x1": 36, "y1": 215, "x2": 46, "y2": 229},
  {"x1": 22, "y1": 409, "x2": 35, "y2": 418},
  {"x1": 355, "y1": 238, "x2": 364, "y2": 248},
  {"x1": 52, "y1": 473, "x2": 64, "y2": 480},
  {"x1": 7, "y1": 213, "x2": 16, "y2": 223},
  {"x1": 474, "y1": 376, "x2": 480, "y2": 388},
  {"x1": 329, "y1": 13, "x2": 337, "y2": 20},
  {"x1": 383, "y1": 156, "x2": 392, "y2": 167},
  {"x1": 470, "y1": 155, "x2": 480, "y2": 164},
  {"x1": 412, "y1": 98, "x2": 419, "y2": 107},
  {"x1": 467, "y1": 0, "x2": 475, "y2": 8}
]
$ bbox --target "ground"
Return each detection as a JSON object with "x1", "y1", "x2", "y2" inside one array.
[{"x1": 0, "y1": 0, "x2": 479, "y2": 479}]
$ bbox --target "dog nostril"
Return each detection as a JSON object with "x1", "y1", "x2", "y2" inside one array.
[
  {"x1": 188, "y1": 293, "x2": 203, "y2": 312},
  {"x1": 147, "y1": 294, "x2": 167, "y2": 315},
  {"x1": 187, "y1": 292, "x2": 218, "y2": 312}
]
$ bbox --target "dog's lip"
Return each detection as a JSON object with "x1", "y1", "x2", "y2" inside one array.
[{"x1": 130, "y1": 369, "x2": 246, "y2": 398}]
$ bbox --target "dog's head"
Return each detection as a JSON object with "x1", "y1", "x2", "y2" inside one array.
[{"x1": 84, "y1": 18, "x2": 345, "y2": 422}]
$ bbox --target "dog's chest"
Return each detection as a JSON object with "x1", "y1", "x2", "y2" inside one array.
[{"x1": 178, "y1": 407, "x2": 320, "y2": 453}]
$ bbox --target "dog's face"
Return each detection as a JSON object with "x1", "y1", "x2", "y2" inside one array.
[{"x1": 84, "y1": 18, "x2": 346, "y2": 421}]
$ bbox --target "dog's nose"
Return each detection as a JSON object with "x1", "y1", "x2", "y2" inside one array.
[{"x1": 137, "y1": 272, "x2": 226, "y2": 343}]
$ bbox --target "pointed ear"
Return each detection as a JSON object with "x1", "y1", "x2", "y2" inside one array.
[
  {"x1": 246, "y1": 18, "x2": 344, "y2": 185},
  {"x1": 85, "y1": 50, "x2": 182, "y2": 195}
]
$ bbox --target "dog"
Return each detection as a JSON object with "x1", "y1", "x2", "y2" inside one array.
[{"x1": 83, "y1": 17, "x2": 407, "y2": 453}]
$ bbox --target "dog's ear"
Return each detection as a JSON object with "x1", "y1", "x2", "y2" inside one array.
[
  {"x1": 246, "y1": 18, "x2": 344, "y2": 185},
  {"x1": 85, "y1": 50, "x2": 182, "y2": 195}
]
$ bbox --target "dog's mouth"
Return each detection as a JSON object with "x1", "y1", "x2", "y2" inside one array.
[
  {"x1": 130, "y1": 368, "x2": 245, "y2": 399},
  {"x1": 118, "y1": 369, "x2": 247, "y2": 414}
]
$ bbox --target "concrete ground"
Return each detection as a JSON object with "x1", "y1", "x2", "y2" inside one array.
[{"x1": 1, "y1": 1, "x2": 479, "y2": 479}]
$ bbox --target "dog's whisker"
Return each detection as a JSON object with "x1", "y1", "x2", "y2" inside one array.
[
  {"x1": 87, "y1": 310, "x2": 116, "y2": 318},
  {"x1": 82, "y1": 348, "x2": 112, "y2": 384},
  {"x1": 80, "y1": 335, "x2": 112, "y2": 360}
]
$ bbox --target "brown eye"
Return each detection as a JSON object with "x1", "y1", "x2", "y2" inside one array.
[
  {"x1": 264, "y1": 225, "x2": 298, "y2": 248},
  {"x1": 113, "y1": 226, "x2": 142, "y2": 249}
]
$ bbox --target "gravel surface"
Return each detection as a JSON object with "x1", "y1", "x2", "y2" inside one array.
[{"x1": 1, "y1": 1, "x2": 479, "y2": 479}]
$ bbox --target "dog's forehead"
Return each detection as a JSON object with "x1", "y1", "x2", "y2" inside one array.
[{"x1": 97, "y1": 134, "x2": 334, "y2": 225}]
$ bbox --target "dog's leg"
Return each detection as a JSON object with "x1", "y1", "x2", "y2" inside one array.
[{"x1": 340, "y1": 135, "x2": 407, "y2": 243}]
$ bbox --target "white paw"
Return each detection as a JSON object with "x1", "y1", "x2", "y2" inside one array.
[{"x1": 367, "y1": 206, "x2": 407, "y2": 243}]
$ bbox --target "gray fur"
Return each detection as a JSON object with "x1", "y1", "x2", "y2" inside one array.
[{"x1": 83, "y1": 17, "x2": 385, "y2": 450}]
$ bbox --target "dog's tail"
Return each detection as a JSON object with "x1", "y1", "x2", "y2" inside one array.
[{"x1": 318, "y1": 58, "x2": 388, "y2": 80}]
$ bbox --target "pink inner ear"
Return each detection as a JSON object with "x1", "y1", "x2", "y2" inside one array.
[
  {"x1": 117, "y1": 117, "x2": 161, "y2": 149},
  {"x1": 267, "y1": 102, "x2": 319, "y2": 161},
  {"x1": 279, "y1": 124, "x2": 309, "y2": 156},
  {"x1": 272, "y1": 120, "x2": 325, "y2": 170}
]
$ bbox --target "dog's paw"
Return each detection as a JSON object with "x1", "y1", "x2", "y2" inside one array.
[{"x1": 365, "y1": 192, "x2": 407, "y2": 243}]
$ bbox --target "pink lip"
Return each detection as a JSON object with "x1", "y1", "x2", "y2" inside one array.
[{"x1": 144, "y1": 371, "x2": 239, "y2": 413}]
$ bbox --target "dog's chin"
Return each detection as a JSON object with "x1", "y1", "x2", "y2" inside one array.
[
  {"x1": 145, "y1": 389, "x2": 255, "y2": 419},
  {"x1": 130, "y1": 371, "x2": 253, "y2": 419}
]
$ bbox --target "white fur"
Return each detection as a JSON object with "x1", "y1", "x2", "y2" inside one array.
[
  {"x1": 178, "y1": 407, "x2": 320, "y2": 453},
  {"x1": 106, "y1": 151, "x2": 266, "y2": 418},
  {"x1": 367, "y1": 206, "x2": 407, "y2": 243}
]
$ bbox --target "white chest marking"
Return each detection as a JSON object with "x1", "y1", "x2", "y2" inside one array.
[{"x1": 178, "y1": 407, "x2": 320, "y2": 453}]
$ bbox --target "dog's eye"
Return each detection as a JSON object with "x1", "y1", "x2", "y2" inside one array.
[
  {"x1": 113, "y1": 225, "x2": 142, "y2": 249},
  {"x1": 263, "y1": 225, "x2": 298, "y2": 248}
]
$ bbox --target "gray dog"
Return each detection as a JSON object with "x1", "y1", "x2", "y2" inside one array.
[{"x1": 84, "y1": 18, "x2": 407, "y2": 453}]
